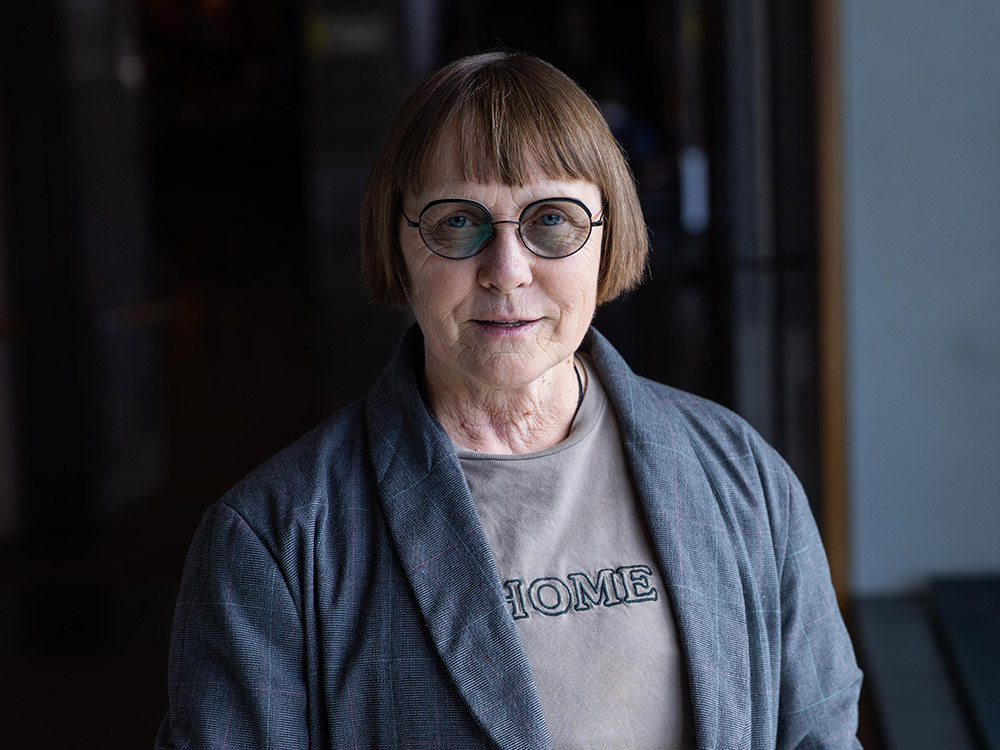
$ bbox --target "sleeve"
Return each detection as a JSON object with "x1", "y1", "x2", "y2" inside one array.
[
  {"x1": 775, "y1": 462, "x2": 864, "y2": 749},
  {"x1": 155, "y1": 502, "x2": 309, "y2": 750}
]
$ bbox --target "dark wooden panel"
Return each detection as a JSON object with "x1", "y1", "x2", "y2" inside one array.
[
  {"x1": 932, "y1": 577, "x2": 1000, "y2": 749},
  {"x1": 855, "y1": 596, "x2": 977, "y2": 749}
]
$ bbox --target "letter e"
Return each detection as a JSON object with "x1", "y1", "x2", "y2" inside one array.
[{"x1": 617, "y1": 564, "x2": 659, "y2": 603}]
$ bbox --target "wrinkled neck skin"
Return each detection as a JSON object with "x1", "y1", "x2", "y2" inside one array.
[{"x1": 424, "y1": 355, "x2": 581, "y2": 455}]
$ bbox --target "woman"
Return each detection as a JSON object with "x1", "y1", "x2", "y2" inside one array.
[{"x1": 157, "y1": 53, "x2": 862, "y2": 749}]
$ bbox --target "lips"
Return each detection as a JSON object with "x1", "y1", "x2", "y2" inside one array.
[
  {"x1": 479, "y1": 320, "x2": 531, "y2": 327},
  {"x1": 473, "y1": 318, "x2": 539, "y2": 333}
]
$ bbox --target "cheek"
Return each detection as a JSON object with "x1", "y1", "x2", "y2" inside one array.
[
  {"x1": 542, "y1": 271, "x2": 597, "y2": 338},
  {"x1": 407, "y1": 261, "x2": 474, "y2": 328},
  {"x1": 560, "y1": 256, "x2": 600, "y2": 313},
  {"x1": 401, "y1": 241, "x2": 437, "y2": 304}
]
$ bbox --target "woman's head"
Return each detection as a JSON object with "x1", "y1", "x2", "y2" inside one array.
[{"x1": 360, "y1": 51, "x2": 649, "y2": 308}]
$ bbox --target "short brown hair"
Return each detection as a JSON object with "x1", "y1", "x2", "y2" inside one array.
[{"x1": 360, "y1": 52, "x2": 649, "y2": 307}]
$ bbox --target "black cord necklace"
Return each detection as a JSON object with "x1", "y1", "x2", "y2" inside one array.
[{"x1": 573, "y1": 359, "x2": 585, "y2": 411}]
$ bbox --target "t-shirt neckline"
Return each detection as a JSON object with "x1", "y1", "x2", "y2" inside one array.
[{"x1": 455, "y1": 353, "x2": 606, "y2": 461}]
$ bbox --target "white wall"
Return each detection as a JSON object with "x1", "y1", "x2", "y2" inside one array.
[{"x1": 843, "y1": 0, "x2": 1000, "y2": 594}]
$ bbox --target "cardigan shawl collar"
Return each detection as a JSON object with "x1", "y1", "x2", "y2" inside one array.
[{"x1": 365, "y1": 326, "x2": 754, "y2": 750}]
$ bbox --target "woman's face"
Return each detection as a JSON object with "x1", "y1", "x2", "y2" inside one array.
[{"x1": 400, "y1": 144, "x2": 603, "y2": 395}]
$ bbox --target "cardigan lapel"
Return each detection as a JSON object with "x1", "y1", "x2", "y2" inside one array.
[
  {"x1": 586, "y1": 328, "x2": 747, "y2": 750},
  {"x1": 365, "y1": 328, "x2": 551, "y2": 750}
]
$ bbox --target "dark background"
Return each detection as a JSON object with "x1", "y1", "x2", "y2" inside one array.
[{"x1": 0, "y1": 0, "x2": 833, "y2": 746}]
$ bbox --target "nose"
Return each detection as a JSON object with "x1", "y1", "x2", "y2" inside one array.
[{"x1": 476, "y1": 222, "x2": 533, "y2": 293}]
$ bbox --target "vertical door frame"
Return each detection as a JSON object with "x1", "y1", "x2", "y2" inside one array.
[{"x1": 814, "y1": 0, "x2": 849, "y2": 601}]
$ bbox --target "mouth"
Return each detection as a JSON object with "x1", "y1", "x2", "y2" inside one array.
[
  {"x1": 473, "y1": 318, "x2": 539, "y2": 334},
  {"x1": 477, "y1": 319, "x2": 533, "y2": 328}
]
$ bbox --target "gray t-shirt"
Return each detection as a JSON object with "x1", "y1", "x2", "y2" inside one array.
[{"x1": 458, "y1": 356, "x2": 694, "y2": 749}]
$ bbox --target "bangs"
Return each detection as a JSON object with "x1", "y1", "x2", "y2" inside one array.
[{"x1": 399, "y1": 61, "x2": 610, "y2": 195}]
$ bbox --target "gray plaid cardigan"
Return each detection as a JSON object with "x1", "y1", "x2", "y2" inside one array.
[{"x1": 157, "y1": 327, "x2": 862, "y2": 749}]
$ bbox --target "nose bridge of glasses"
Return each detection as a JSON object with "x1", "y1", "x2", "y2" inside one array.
[{"x1": 486, "y1": 218, "x2": 531, "y2": 254}]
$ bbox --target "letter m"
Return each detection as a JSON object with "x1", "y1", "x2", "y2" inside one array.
[{"x1": 567, "y1": 569, "x2": 623, "y2": 612}]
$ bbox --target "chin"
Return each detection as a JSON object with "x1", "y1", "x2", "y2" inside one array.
[{"x1": 469, "y1": 352, "x2": 559, "y2": 391}]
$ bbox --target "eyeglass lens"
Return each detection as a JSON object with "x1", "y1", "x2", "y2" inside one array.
[{"x1": 417, "y1": 199, "x2": 594, "y2": 259}]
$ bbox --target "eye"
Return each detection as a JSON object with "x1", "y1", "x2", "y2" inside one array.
[
  {"x1": 445, "y1": 215, "x2": 469, "y2": 228},
  {"x1": 523, "y1": 201, "x2": 584, "y2": 230}
]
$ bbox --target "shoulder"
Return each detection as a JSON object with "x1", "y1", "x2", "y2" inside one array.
[
  {"x1": 637, "y1": 375, "x2": 784, "y2": 468},
  {"x1": 587, "y1": 328, "x2": 780, "y2": 468},
  {"x1": 629, "y1": 374, "x2": 794, "y2": 497},
  {"x1": 211, "y1": 398, "x2": 375, "y2": 547},
  {"x1": 194, "y1": 327, "x2": 429, "y2": 565},
  {"x1": 587, "y1": 329, "x2": 798, "y2": 538},
  {"x1": 179, "y1": 394, "x2": 403, "y2": 621}
]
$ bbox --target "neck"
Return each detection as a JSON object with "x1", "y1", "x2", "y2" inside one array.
[{"x1": 425, "y1": 357, "x2": 581, "y2": 454}]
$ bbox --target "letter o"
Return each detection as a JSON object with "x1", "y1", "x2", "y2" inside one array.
[{"x1": 528, "y1": 577, "x2": 572, "y2": 616}]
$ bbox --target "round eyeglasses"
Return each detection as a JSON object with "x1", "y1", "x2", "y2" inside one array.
[{"x1": 402, "y1": 197, "x2": 603, "y2": 260}]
